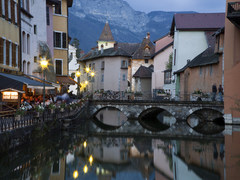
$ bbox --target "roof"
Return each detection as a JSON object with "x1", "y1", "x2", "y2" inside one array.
[
  {"x1": 133, "y1": 65, "x2": 153, "y2": 78},
  {"x1": 56, "y1": 76, "x2": 77, "y2": 85},
  {"x1": 152, "y1": 42, "x2": 173, "y2": 58},
  {"x1": 213, "y1": 27, "x2": 225, "y2": 37},
  {"x1": 98, "y1": 22, "x2": 115, "y2": 42},
  {"x1": 78, "y1": 47, "x2": 131, "y2": 62},
  {"x1": 118, "y1": 42, "x2": 141, "y2": 56},
  {"x1": 170, "y1": 13, "x2": 225, "y2": 35},
  {"x1": 0, "y1": 73, "x2": 54, "y2": 91},
  {"x1": 132, "y1": 37, "x2": 155, "y2": 59}
]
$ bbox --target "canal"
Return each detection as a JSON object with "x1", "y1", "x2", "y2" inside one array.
[{"x1": 0, "y1": 108, "x2": 239, "y2": 180}]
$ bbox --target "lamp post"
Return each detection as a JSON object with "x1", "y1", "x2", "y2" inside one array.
[
  {"x1": 40, "y1": 57, "x2": 48, "y2": 107},
  {"x1": 76, "y1": 70, "x2": 81, "y2": 97},
  {"x1": 90, "y1": 71, "x2": 95, "y2": 97}
]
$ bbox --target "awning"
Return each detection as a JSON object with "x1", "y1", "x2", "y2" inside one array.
[
  {"x1": 56, "y1": 75, "x2": 76, "y2": 85},
  {"x1": 27, "y1": 75, "x2": 61, "y2": 89},
  {"x1": 0, "y1": 73, "x2": 55, "y2": 91}
]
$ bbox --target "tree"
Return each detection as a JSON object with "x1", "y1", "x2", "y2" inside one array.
[
  {"x1": 165, "y1": 53, "x2": 173, "y2": 70},
  {"x1": 71, "y1": 38, "x2": 81, "y2": 58}
]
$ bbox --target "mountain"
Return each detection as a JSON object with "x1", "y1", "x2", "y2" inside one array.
[{"x1": 69, "y1": 0, "x2": 193, "y2": 52}]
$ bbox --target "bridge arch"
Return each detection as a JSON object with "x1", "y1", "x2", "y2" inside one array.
[{"x1": 138, "y1": 107, "x2": 177, "y2": 132}]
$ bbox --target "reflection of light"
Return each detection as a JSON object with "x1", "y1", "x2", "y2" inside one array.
[
  {"x1": 2, "y1": 91, "x2": 18, "y2": 100},
  {"x1": 83, "y1": 141, "x2": 87, "y2": 148},
  {"x1": 73, "y1": 170, "x2": 79, "y2": 179},
  {"x1": 89, "y1": 155, "x2": 93, "y2": 165},
  {"x1": 83, "y1": 165, "x2": 88, "y2": 174},
  {"x1": 85, "y1": 81, "x2": 88, "y2": 85}
]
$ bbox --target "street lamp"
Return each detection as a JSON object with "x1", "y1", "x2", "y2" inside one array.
[
  {"x1": 40, "y1": 57, "x2": 48, "y2": 107},
  {"x1": 76, "y1": 70, "x2": 81, "y2": 96},
  {"x1": 90, "y1": 71, "x2": 95, "y2": 96}
]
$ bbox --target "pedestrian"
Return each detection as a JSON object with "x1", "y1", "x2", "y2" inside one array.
[
  {"x1": 212, "y1": 84, "x2": 217, "y2": 101},
  {"x1": 218, "y1": 84, "x2": 224, "y2": 102}
]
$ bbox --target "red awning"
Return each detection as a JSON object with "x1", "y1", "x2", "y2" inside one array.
[{"x1": 56, "y1": 76, "x2": 76, "y2": 85}]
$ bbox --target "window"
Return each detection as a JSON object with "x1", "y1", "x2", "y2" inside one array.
[
  {"x1": 145, "y1": 59, "x2": 148, "y2": 64},
  {"x1": 34, "y1": 25, "x2": 37, "y2": 34},
  {"x1": 101, "y1": 61, "x2": 105, "y2": 70},
  {"x1": 54, "y1": 32, "x2": 67, "y2": 49},
  {"x1": 14, "y1": 3, "x2": 17, "y2": 24},
  {"x1": 55, "y1": 59, "x2": 62, "y2": 75},
  {"x1": 199, "y1": 67, "x2": 203, "y2": 76},
  {"x1": 210, "y1": 65, "x2": 213, "y2": 76},
  {"x1": 121, "y1": 60, "x2": 127, "y2": 68},
  {"x1": 122, "y1": 74, "x2": 126, "y2": 81},
  {"x1": 9, "y1": 42, "x2": 12, "y2": 66},
  {"x1": 164, "y1": 70, "x2": 172, "y2": 84},
  {"x1": 27, "y1": 34, "x2": 30, "y2": 54},
  {"x1": 34, "y1": 56, "x2": 37, "y2": 63},
  {"x1": 3, "y1": 39, "x2": 6, "y2": 65},
  {"x1": 8, "y1": 0, "x2": 11, "y2": 20},
  {"x1": 54, "y1": 0, "x2": 61, "y2": 14},
  {"x1": 92, "y1": 63, "x2": 95, "y2": 70},
  {"x1": 15, "y1": 44, "x2": 18, "y2": 67},
  {"x1": 27, "y1": 62, "x2": 30, "y2": 74},
  {"x1": 46, "y1": 6, "x2": 50, "y2": 25},
  {"x1": 52, "y1": 160, "x2": 60, "y2": 174},
  {"x1": 101, "y1": 74, "x2": 104, "y2": 82},
  {"x1": 22, "y1": 31, "x2": 25, "y2": 53},
  {"x1": 26, "y1": 0, "x2": 29, "y2": 12},
  {"x1": 2, "y1": 0, "x2": 5, "y2": 16}
]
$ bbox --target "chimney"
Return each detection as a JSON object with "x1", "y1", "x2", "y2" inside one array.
[
  {"x1": 114, "y1": 43, "x2": 118, "y2": 50},
  {"x1": 146, "y1": 32, "x2": 150, "y2": 39},
  {"x1": 101, "y1": 44, "x2": 104, "y2": 54}
]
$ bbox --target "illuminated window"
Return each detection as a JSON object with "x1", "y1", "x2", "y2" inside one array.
[{"x1": 2, "y1": 92, "x2": 18, "y2": 100}]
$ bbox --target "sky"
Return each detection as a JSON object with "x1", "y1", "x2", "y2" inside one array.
[{"x1": 124, "y1": 0, "x2": 226, "y2": 13}]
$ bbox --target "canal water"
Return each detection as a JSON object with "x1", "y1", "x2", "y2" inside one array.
[{"x1": 0, "y1": 109, "x2": 239, "y2": 180}]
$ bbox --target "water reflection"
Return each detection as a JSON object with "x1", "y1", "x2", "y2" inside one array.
[
  {"x1": 139, "y1": 108, "x2": 176, "y2": 131},
  {"x1": 94, "y1": 107, "x2": 128, "y2": 128}
]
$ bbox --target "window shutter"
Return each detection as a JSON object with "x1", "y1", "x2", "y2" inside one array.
[
  {"x1": 11, "y1": 0, "x2": 14, "y2": 24},
  {"x1": 12, "y1": 43, "x2": 16, "y2": 67},
  {"x1": 62, "y1": 32, "x2": 66, "y2": 48},
  {"x1": 53, "y1": 32, "x2": 56, "y2": 47},
  {"x1": 4, "y1": 0, "x2": 8, "y2": 20},
  {"x1": 0, "y1": 38, "x2": 3, "y2": 64},
  {"x1": 0, "y1": 0, "x2": 2, "y2": 17},
  {"x1": 6, "y1": 40, "x2": 9, "y2": 65}
]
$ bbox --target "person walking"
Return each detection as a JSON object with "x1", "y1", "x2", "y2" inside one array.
[
  {"x1": 212, "y1": 84, "x2": 217, "y2": 101},
  {"x1": 218, "y1": 84, "x2": 224, "y2": 102}
]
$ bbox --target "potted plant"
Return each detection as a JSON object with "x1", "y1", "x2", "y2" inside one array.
[
  {"x1": 15, "y1": 106, "x2": 27, "y2": 120},
  {"x1": 35, "y1": 105, "x2": 44, "y2": 117},
  {"x1": 60, "y1": 102, "x2": 66, "y2": 112},
  {"x1": 48, "y1": 103, "x2": 56, "y2": 114}
]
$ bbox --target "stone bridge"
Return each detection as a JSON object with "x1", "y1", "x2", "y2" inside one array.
[{"x1": 87, "y1": 100, "x2": 224, "y2": 121}]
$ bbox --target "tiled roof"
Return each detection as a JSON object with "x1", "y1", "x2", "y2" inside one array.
[
  {"x1": 118, "y1": 42, "x2": 141, "y2": 56},
  {"x1": 132, "y1": 38, "x2": 155, "y2": 59},
  {"x1": 133, "y1": 65, "x2": 153, "y2": 78},
  {"x1": 152, "y1": 42, "x2": 173, "y2": 58},
  {"x1": 56, "y1": 76, "x2": 76, "y2": 85},
  {"x1": 98, "y1": 22, "x2": 115, "y2": 42},
  {"x1": 78, "y1": 47, "x2": 131, "y2": 62},
  {"x1": 170, "y1": 13, "x2": 225, "y2": 34}
]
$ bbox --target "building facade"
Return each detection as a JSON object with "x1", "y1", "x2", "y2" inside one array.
[
  {"x1": 224, "y1": 0, "x2": 240, "y2": 124},
  {"x1": 0, "y1": 0, "x2": 20, "y2": 74},
  {"x1": 170, "y1": 13, "x2": 225, "y2": 98}
]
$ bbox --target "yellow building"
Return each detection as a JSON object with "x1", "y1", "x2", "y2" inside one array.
[
  {"x1": 0, "y1": 0, "x2": 20, "y2": 74},
  {"x1": 53, "y1": 0, "x2": 73, "y2": 76}
]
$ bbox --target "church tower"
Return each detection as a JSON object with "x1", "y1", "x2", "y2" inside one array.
[{"x1": 97, "y1": 21, "x2": 116, "y2": 50}]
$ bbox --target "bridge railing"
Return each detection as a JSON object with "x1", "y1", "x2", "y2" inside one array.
[{"x1": 0, "y1": 107, "x2": 81, "y2": 133}]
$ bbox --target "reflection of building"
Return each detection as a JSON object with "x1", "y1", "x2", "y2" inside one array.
[
  {"x1": 152, "y1": 139, "x2": 174, "y2": 180},
  {"x1": 96, "y1": 108, "x2": 128, "y2": 127},
  {"x1": 49, "y1": 158, "x2": 66, "y2": 180},
  {"x1": 225, "y1": 131, "x2": 240, "y2": 180},
  {"x1": 173, "y1": 140, "x2": 224, "y2": 180}
]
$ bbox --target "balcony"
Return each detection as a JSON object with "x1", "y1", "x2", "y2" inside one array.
[{"x1": 227, "y1": 2, "x2": 240, "y2": 28}]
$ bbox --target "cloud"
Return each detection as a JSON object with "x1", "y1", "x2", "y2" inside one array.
[{"x1": 124, "y1": 0, "x2": 226, "y2": 13}]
